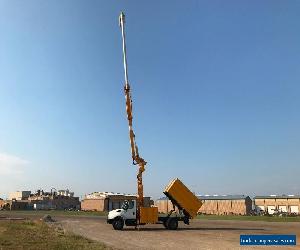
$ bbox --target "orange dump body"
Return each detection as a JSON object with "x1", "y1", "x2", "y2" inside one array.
[{"x1": 164, "y1": 178, "x2": 203, "y2": 218}]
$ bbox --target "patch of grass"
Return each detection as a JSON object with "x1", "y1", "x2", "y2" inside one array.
[
  {"x1": 197, "y1": 214, "x2": 300, "y2": 222},
  {"x1": 0, "y1": 220, "x2": 109, "y2": 249},
  {"x1": 0, "y1": 210, "x2": 107, "y2": 217}
]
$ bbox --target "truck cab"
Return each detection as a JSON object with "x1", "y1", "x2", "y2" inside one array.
[{"x1": 107, "y1": 200, "x2": 137, "y2": 230}]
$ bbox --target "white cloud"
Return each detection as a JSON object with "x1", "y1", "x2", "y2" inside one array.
[{"x1": 0, "y1": 152, "x2": 29, "y2": 175}]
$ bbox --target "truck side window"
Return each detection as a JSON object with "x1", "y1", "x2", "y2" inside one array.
[{"x1": 128, "y1": 200, "x2": 134, "y2": 209}]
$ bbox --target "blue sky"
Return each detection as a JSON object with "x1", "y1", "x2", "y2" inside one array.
[{"x1": 0, "y1": 1, "x2": 299, "y2": 199}]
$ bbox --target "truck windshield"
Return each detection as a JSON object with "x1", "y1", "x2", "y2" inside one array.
[{"x1": 121, "y1": 200, "x2": 134, "y2": 210}]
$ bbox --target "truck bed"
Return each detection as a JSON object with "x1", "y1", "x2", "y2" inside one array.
[{"x1": 164, "y1": 178, "x2": 203, "y2": 219}]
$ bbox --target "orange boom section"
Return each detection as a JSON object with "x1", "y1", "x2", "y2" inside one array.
[{"x1": 164, "y1": 178, "x2": 203, "y2": 219}]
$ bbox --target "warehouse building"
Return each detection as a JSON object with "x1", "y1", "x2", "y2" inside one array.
[
  {"x1": 155, "y1": 197, "x2": 180, "y2": 213},
  {"x1": 81, "y1": 192, "x2": 152, "y2": 212},
  {"x1": 156, "y1": 195, "x2": 252, "y2": 215},
  {"x1": 198, "y1": 195, "x2": 252, "y2": 215},
  {"x1": 254, "y1": 195, "x2": 300, "y2": 215}
]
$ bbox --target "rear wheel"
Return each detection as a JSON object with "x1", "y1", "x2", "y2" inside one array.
[
  {"x1": 166, "y1": 218, "x2": 178, "y2": 230},
  {"x1": 163, "y1": 220, "x2": 168, "y2": 228},
  {"x1": 112, "y1": 218, "x2": 124, "y2": 230}
]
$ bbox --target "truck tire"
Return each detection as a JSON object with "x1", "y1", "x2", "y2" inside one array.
[
  {"x1": 166, "y1": 218, "x2": 178, "y2": 230},
  {"x1": 163, "y1": 220, "x2": 168, "y2": 228},
  {"x1": 112, "y1": 218, "x2": 124, "y2": 230}
]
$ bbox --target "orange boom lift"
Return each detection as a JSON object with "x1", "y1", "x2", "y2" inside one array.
[{"x1": 119, "y1": 12, "x2": 147, "y2": 223}]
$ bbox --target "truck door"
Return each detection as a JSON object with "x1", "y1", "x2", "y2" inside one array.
[{"x1": 123, "y1": 200, "x2": 136, "y2": 219}]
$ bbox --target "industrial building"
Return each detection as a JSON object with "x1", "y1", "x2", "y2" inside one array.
[
  {"x1": 28, "y1": 189, "x2": 80, "y2": 210},
  {"x1": 3, "y1": 189, "x2": 80, "y2": 210},
  {"x1": 254, "y1": 195, "x2": 300, "y2": 215},
  {"x1": 81, "y1": 192, "x2": 152, "y2": 212},
  {"x1": 0, "y1": 197, "x2": 29, "y2": 210},
  {"x1": 156, "y1": 195, "x2": 252, "y2": 215}
]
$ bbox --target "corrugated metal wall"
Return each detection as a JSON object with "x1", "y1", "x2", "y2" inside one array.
[{"x1": 156, "y1": 198, "x2": 250, "y2": 215}]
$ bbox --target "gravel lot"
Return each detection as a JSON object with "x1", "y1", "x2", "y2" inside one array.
[{"x1": 58, "y1": 217, "x2": 300, "y2": 250}]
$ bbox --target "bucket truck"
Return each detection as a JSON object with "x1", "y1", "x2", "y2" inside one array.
[{"x1": 107, "y1": 12, "x2": 202, "y2": 230}]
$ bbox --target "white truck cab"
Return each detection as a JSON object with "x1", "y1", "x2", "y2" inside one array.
[{"x1": 107, "y1": 200, "x2": 137, "y2": 230}]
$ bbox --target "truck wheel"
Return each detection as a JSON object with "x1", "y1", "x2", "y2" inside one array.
[
  {"x1": 166, "y1": 218, "x2": 178, "y2": 230},
  {"x1": 112, "y1": 218, "x2": 124, "y2": 230},
  {"x1": 163, "y1": 220, "x2": 168, "y2": 228}
]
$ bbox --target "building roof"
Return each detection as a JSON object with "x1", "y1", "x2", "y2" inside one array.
[
  {"x1": 254, "y1": 195, "x2": 300, "y2": 199},
  {"x1": 85, "y1": 192, "x2": 142, "y2": 199},
  {"x1": 157, "y1": 197, "x2": 169, "y2": 200},
  {"x1": 157, "y1": 195, "x2": 249, "y2": 201},
  {"x1": 198, "y1": 195, "x2": 249, "y2": 200}
]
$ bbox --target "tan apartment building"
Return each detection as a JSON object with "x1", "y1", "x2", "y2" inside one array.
[
  {"x1": 81, "y1": 192, "x2": 152, "y2": 212},
  {"x1": 8, "y1": 191, "x2": 31, "y2": 201},
  {"x1": 254, "y1": 195, "x2": 300, "y2": 215},
  {"x1": 156, "y1": 195, "x2": 252, "y2": 215}
]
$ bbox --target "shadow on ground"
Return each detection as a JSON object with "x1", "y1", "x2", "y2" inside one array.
[{"x1": 122, "y1": 227, "x2": 265, "y2": 231}]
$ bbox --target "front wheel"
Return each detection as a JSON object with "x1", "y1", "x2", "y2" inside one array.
[{"x1": 112, "y1": 218, "x2": 124, "y2": 230}]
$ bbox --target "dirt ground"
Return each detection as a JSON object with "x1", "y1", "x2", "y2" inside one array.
[{"x1": 58, "y1": 216, "x2": 300, "y2": 250}]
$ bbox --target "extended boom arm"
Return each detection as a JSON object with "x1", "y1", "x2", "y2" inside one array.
[{"x1": 119, "y1": 12, "x2": 146, "y2": 221}]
